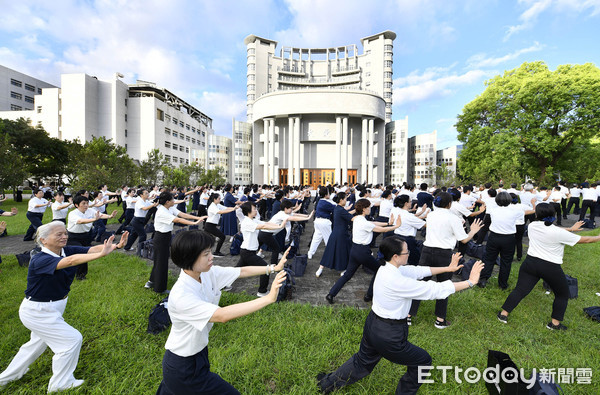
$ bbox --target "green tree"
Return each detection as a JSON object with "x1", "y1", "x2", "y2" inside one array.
[
  {"x1": 201, "y1": 167, "x2": 226, "y2": 186},
  {"x1": 138, "y1": 149, "x2": 169, "y2": 185},
  {"x1": 162, "y1": 164, "x2": 192, "y2": 187},
  {"x1": 71, "y1": 137, "x2": 137, "y2": 191},
  {"x1": 0, "y1": 133, "x2": 29, "y2": 191},
  {"x1": 456, "y1": 62, "x2": 600, "y2": 184}
]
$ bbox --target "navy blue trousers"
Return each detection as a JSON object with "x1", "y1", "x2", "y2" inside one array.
[
  {"x1": 24, "y1": 212, "x2": 44, "y2": 241},
  {"x1": 328, "y1": 243, "x2": 381, "y2": 299},
  {"x1": 157, "y1": 348, "x2": 240, "y2": 395}
]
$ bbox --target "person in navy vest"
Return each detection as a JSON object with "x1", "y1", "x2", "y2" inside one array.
[
  {"x1": 0, "y1": 222, "x2": 128, "y2": 392},
  {"x1": 220, "y1": 184, "x2": 239, "y2": 237}
]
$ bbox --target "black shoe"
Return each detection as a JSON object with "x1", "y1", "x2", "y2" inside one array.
[
  {"x1": 363, "y1": 294, "x2": 372, "y2": 303},
  {"x1": 546, "y1": 322, "x2": 567, "y2": 331},
  {"x1": 213, "y1": 251, "x2": 225, "y2": 257},
  {"x1": 325, "y1": 294, "x2": 334, "y2": 304},
  {"x1": 477, "y1": 280, "x2": 487, "y2": 288},
  {"x1": 497, "y1": 311, "x2": 508, "y2": 324},
  {"x1": 434, "y1": 319, "x2": 451, "y2": 329}
]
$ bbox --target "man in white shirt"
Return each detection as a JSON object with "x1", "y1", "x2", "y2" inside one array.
[
  {"x1": 579, "y1": 183, "x2": 597, "y2": 224},
  {"x1": 24, "y1": 189, "x2": 51, "y2": 241},
  {"x1": 566, "y1": 184, "x2": 581, "y2": 216},
  {"x1": 318, "y1": 236, "x2": 483, "y2": 394}
]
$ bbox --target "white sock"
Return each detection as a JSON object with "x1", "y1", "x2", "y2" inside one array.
[{"x1": 315, "y1": 267, "x2": 323, "y2": 277}]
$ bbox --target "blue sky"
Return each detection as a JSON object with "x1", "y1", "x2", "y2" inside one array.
[{"x1": 1, "y1": 0, "x2": 599, "y2": 149}]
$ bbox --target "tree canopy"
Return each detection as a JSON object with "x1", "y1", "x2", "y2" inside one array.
[{"x1": 456, "y1": 61, "x2": 600, "y2": 184}]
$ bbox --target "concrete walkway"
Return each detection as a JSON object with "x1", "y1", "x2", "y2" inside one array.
[{"x1": 0, "y1": 211, "x2": 582, "y2": 308}]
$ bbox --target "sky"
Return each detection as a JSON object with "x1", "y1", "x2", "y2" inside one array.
[{"x1": 1, "y1": 0, "x2": 599, "y2": 149}]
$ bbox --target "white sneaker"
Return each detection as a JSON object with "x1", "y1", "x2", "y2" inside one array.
[
  {"x1": 340, "y1": 270, "x2": 346, "y2": 277},
  {"x1": 257, "y1": 251, "x2": 265, "y2": 258},
  {"x1": 256, "y1": 291, "x2": 269, "y2": 297},
  {"x1": 315, "y1": 267, "x2": 323, "y2": 277},
  {"x1": 230, "y1": 237, "x2": 234, "y2": 243}
]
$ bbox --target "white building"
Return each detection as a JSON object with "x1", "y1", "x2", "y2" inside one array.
[
  {"x1": 207, "y1": 134, "x2": 232, "y2": 182},
  {"x1": 408, "y1": 130, "x2": 437, "y2": 185},
  {"x1": 385, "y1": 116, "x2": 409, "y2": 185},
  {"x1": 0, "y1": 65, "x2": 56, "y2": 112},
  {"x1": 0, "y1": 73, "x2": 213, "y2": 165},
  {"x1": 436, "y1": 144, "x2": 463, "y2": 175},
  {"x1": 239, "y1": 31, "x2": 395, "y2": 187},
  {"x1": 232, "y1": 120, "x2": 253, "y2": 184}
]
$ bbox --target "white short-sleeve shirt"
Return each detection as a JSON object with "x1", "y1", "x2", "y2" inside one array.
[
  {"x1": 489, "y1": 205, "x2": 523, "y2": 234},
  {"x1": 51, "y1": 202, "x2": 72, "y2": 220},
  {"x1": 134, "y1": 199, "x2": 152, "y2": 218},
  {"x1": 423, "y1": 208, "x2": 468, "y2": 249},
  {"x1": 352, "y1": 215, "x2": 376, "y2": 245},
  {"x1": 526, "y1": 222, "x2": 580, "y2": 264},
  {"x1": 165, "y1": 267, "x2": 241, "y2": 357},
  {"x1": 28, "y1": 197, "x2": 48, "y2": 213},
  {"x1": 206, "y1": 203, "x2": 225, "y2": 224},
  {"x1": 450, "y1": 201, "x2": 472, "y2": 219},
  {"x1": 265, "y1": 211, "x2": 290, "y2": 235},
  {"x1": 391, "y1": 207, "x2": 425, "y2": 237},
  {"x1": 379, "y1": 199, "x2": 393, "y2": 218},
  {"x1": 155, "y1": 205, "x2": 181, "y2": 233},
  {"x1": 125, "y1": 196, "x2": 136, "y2": 209},
  {"x1": 240, "y1": 217, "x2": 263, "y2": 250},
  {"x1": 67, "y1": 208, "x2": 96, "y2": 233}
]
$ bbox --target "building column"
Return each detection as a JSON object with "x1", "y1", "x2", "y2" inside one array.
[
  {"x1": 294, "y1": 117, "x2": 301, "y2": 185},
  {"x1": 335, "y1": 116, "x2": 341, "y2": 184},
  {"x1": 288, "y1": 117, "x2": 294, "y2": 184},
  {"x1": 269, "y1": 118, "x2": 275, "y2": 184},
  {"x1": 342, "y1": 116, "x2": 348, "y2": 183},
  {"x1": 263, "y1": 119, "x2": 269, "y2": 184},
  {"x1": 361, "y1": 118, "x2": 367, "y2": 183},
  {"x1": 368, "y1": 119, "x2": 374, "y2": 184}
]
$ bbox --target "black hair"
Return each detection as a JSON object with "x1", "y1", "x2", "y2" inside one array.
[
  {"x1": 72, "y1": 195, "x2": 89, "y2": 206},
  {"x1": 420, "y1": 183, "x2": 428, "y2": 191},
  {"x1": 275, "y1": 190, "x2": 284, "y2": 201},
  {"x1": 511, "y1": 183, "x2": 517, "y2": 188},
  {"x1": 137, "y1": 188, "x2": 147, "y2": 196},
  {"x1": 488, "y1": 188, "x2": 497, "y2": 198},
  {"x1": 319, "y1": 186, "x2": 329, "y2": 198},
  {"x1": 241, "y1": 201, "x2": 254, "y2": 216},
  {"x1": 281, "y1": 199, "x2": 294, "y2": 210},
  {"x1": 381, "y1": 190, "x2": 391, "y2": 199},
  {"x1": 463, "y1": 185, "x2": 473, "y2": 193},
  {"x1": 158, "y1": 191, "x2": 174, "y2": 205},
  {"x1": 449, "y1": 188, "x2": 461, "y2": 202},
  {"x1": 509, "y1": 193, "x2": 519, "y2": 205},
  {"x1": 484, "y1": 182, "x2": 492, "y2": 189},
  {"x1": 535, "y1": 203, "x2": 556, "y2": 226},
  {"x1": 433, "y1": 192, "x2": 452, "y2": 208},
  {"x1": 243, "y1": 187, "x2": 251, "y2": 195},
  {"x1": 495, "y1": 191, "x2": 512, "y2": 207},
  {"x1": 170, "y1": 230, "x2": 215, "y2": 270},
  {"x1": 379, "y1": 236, "x2": 408, "y2": 262},
  {"x1": 224, "y1": 184, "x2": 232, "y2": 192},
  {"x1": 354, "y1": 198, "x2": 371, "y2": 215},
  {"x1": 332, "y1": 192, "x2": 347, "y2": 204},
  {"x1": 54, "y1": 191, "x2": 64, "y2": 198},
  {"x1": 207, "y1": 193, "x2": 220, "y2": 207},
  {"x1": 394, "y1": 195, "x2": 410, "y2": 208}
]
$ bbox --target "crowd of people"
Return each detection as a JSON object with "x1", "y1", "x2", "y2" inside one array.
[{"x1": 1, "y1": 179, "x2": 599, "y2": 393}]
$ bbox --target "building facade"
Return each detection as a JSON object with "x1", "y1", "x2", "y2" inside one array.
[
  {"x1": 436, "y1": 144, "x2": 463, "y2": 176},
  {"x1": 408, "y1": 130, "x2": 437, "y2": 185},
  {"x1": 0, "y1": 65, "x2": 56, "y2": 112},
  {"x1": 0, "y1": 73, "x2": 214, "y2": 165},
  {"x1": 239, "y1": 31, "x2": 396, "y2": 187},
  {"x1": 232, "y1": 119, "x2": 253, "y2": 184},
  {"x1": 207, "y1": 134, "x2": 232, "y2": 181},
  {"x1": 385, "y1": 116, "x2": 409, "y2": 185}
]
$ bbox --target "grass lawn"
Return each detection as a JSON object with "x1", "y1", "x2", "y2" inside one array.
[{"x1": 1, "y1": 231, "x2": 599, "y2": 394}]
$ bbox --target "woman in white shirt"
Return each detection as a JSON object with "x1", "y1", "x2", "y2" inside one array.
[
  {"x1": 319, "y1": 236, "x2": 483, "y2": 394},
  {"x1": 205, "y1": 193, "x2": 238, "y2": 257},
  {"x1": 408, "y1": 192, "x2": 482, "y2": 328},
  {"x1": 390, "y1": 195, "x2": 427, "y2": 266},
  {"x1": 548, "y1": 186, "x2": 564, "y2": 226},
  {"x1": 122, "y1": 189, "x2": 158, "y2": 251},
  {"x1": 238, "y1": 202, "x2": 287, "y2": 297},
  {"x1": 566, "y1": 183, "x2": 581, "y2": 216},
  {"x1": 478, "y1": 192, "x2": 534, "y2": 289},
  {"x1": 156, "y1": 230, "x2": 290, "y2": 394},
  {"x1": 116, "y1": 189, "x2": 136, "y2": 235},
  {"x1": 51, "y1": 192, "x2": 72, "y2": 223},
  {"x1": 326, "y1": 198, "x2": 401, "y2": 304},
  {"x1": 24, "y1": 189, "x2": 51, "y2": 241},
  {"x1": 149, "y1": 192, "x2": 207, "y2": 294},
  {"x1": 499, "y1": 203, "x2": 600, "y2": 330}
]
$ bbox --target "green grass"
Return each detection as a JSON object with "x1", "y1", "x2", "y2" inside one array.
[{"x1": 1, "y1": 230, "x2": 600, "y2": 394}]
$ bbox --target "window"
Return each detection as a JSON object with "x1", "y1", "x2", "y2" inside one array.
[
  {"x1": 248, "y1": 74, "x2": 255, "y2": 81},
  {"x1": 125, "y1": 98, "x2": 128, "y2": 106},
  {"x1": 156, "y1": 109, "x2": 164, "y2": 121},
  {"x1": 10, "y1": 91, "x2": 22, "y2": 100},
  {"x1": 37, "y1": 88, "x2": 42, "y2": 94},
  {"x1": 10, "y1": 79, "x2": 22, "y2": 87},
  {"x1": 180, "y1": 146, "x2": 184, "y2": 152},
  {"x1": 247, "y1": 48, "x2": 255, "y2": 55},
  {"x1": 180, "y1": 134, "x2": 184, "y2": 140},
  {"x1": 125, "y1": 144, "x2": 128, "y2": 151},
  {"x1": 366, "y1": 82, "x2": 370, "y2": 87},
  {"x1": 125, "y1": 129, "x2": 128, "y2": 138},
  {"x1": 384, "y1": 72, "x2": 392, "y2": 79},
  {"x1": 25, "y1": 83, "x2": 35, "y2": 92},
  {"x1": 191, "y1": 138, "x2": 196, "y2": 144},
  {"x1": 165, "y1": 155, "x2": 171, "y2": 161},
  {"x1": 173, "y1": 118, "x2": 178, "y2": 125},
  {"x1": 165, "y1": 142, "x2": 171, "y2": 148},
  {"x1": 173, "y1": 131, "x2": 178, "y2": 138},
  {"x1": 173, "y1": 143, "x2": 178, "y2": 150},
  {"x1": 10, "y1": 104, "x2": 22, "y2": 111},
  {"x1": 191, "y1": 127, "x2": 196, "y2": 133},
  {"x1": 202, "y1": 131, "x2": 205, "y2": 137},
  {"x1": 165, "y1": 128, "x2": 171, "y2": 135},
  {"x1": 37, "y1": 106, "x2": 42, "y2": 113},
  {"x1": 248, "y1": 64, "x2": 255, "y2": 71},
  {"x1": 384, "y1": 92, "x2": 392, "y2": 98},
  {"x1": 125, "y1": 114, "x2": 128, "y2": 122},
  {"x1": 25, "y1": 96, "x2": 34, "y2": 104},
  {"x1": 385, "y1": 60, "x2": 392, "y2": 68},
  {"x1": 384, "y1": 82, "x2": 392, "y2": 89},
  {"x1": 248, "y1": 84, "x2": 255, "y2": 91},
  {"x1": 179, "y1": 121, "x2": 184, "y2": 127},
  {"x1": 165, "y1": 114, "x2": 171, "y2": 121},
  {"x1": 186, "y1": 136, "x2": 190, "y2": 142},
  {"x1": 385, "y1": 44, "x2": 393, "y2": 51},
  {"x1": 186, "y1": 147, "x2": 189, "y2": 153},
  {"x1": 173, "y1": 157, "x2": 178, "y2": 163},
  {"x1": 186, "y1": 124, "x2": 190, "y2": 130},
  {"x1": 247, "y1": 94, "x2": 255, "y2": 101}
]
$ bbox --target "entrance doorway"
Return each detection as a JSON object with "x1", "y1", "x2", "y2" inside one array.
[
  {"x1": 279, "y1": 169, "x2": 288, "y2": 186},
  {"x1": 301, "y1": 169, "x2": 335, "y2": 188},
  {"x1": 347, "y1": 169, "x2": 357, "y2": 185}
]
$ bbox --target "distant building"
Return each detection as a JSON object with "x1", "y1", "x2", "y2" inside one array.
[
  {"x1": 385, "y1": 116, "x2": 409, "y2": 185},
  {"x1": 0, "y1": 65, "x2": 56, "y2": 112},
  {"x1": 232, "y1": 120, "x2": 253, "y2": 184},
  {"x1": 207, "y1": 134, "x2": 232, "y2": 182},
  {"x1": 437, "y1": 144, "x2": 463, "y2": 176},
  {"x1": 408, "y1": 130, "x2": 437, "y2": 185},
  {"x1": 236, "y1": 31, "x2": 396, "y2": 186}
]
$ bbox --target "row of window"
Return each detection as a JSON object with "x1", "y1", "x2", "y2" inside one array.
[
  {"x1": 164, "y1": 155, "x2": 190, "y2": 164},
  {"x1": 10, "y1": 79, "x2": 42, "y2": 94},
  {"x1": 10, "y1": 91, "x2": 34, "y2": 103},
  {"x1": 164, "y1": 128, "x2": 206, "y2": 147},
  {"x1": 163, "y1": 114, "x2": 206, "y2": 136},
  {"x1": 164, "y1": 142, "x2": 190, "y2": 153}
]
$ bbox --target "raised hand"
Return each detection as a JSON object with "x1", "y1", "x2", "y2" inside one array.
[
  {"x1": 469, "y1": 261, "x2": 484, "y2": 284},
  {"x1": 275, "y1": 246, "x2": 292, "y2": 271},
  {"x1": 448, "y1": 253, "x2": 464, "y2": 272},
  {"x1": 268, "y1": 271, "x2": 287, "y2": 302}
]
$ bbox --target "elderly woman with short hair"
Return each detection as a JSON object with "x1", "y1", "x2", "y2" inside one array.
[{"x1": 0, "y1": 222, "x2": 128, "y2": 392}]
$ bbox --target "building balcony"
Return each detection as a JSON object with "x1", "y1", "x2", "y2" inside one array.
[
  {"x1": 331, "y1": 66, "x2": 361, "y2": 76},
  {"x1": 277, "y1": 74, "x2": 361, "y2": 86},
  {"x1": 277, "y1": 66, "x2": 306, "y2": 76}
]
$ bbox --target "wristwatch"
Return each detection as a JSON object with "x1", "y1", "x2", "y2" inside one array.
[{"x1": 466, "y1": 280, "x2": 474, "y2": 288}]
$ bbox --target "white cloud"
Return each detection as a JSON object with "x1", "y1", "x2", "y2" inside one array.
[
  {"x1": 467, "y1": 42, "x2": 544, "y2": 68},
  {"x1": 393, "y1": 67, "x2": 490, "y2": 106},
  {"x1": 189, "y1": 92, "x2": 247, "y2": 135},
  {"x1": 505, "y1": 0, "x2": 600, "y2": 40}
]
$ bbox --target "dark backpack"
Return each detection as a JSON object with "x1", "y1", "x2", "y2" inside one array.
[
  {"x1": 229, "y1": 233, "x2": 243, "y2": 256},
  {"x1": 460, "y1": 258, "x2": 478, "y2": 281},
  {"x1": 529, "y1": 372, "x2": 564, "y2": 395},
  {"x1": 147, "y1": 297, "x2": 171, "y2": 334},
  {"x1": 290, "y1": 254, "x2": 308, "y2": 277},
  {"x1": 466, "y1": 240, "x2": 484, "y2": 259},
  {"x1": 583, "y1": 306, "x2": 600, "y2": 322},
  {"x1": 15, "y1": 247, "x2": 42, "y2": 268},
  {"x1": 277, "y1": 268, "x2": 295, "y2": 302},
  {"x1": 99, "y1": 231, "x2": 115, "y2": 243},
  {"x1": 138, "y1": 239, "x2": 154, "y2": 260},
  {"x1": 543, "y1": 274, "x2": 578, "y2": 299},
  {"x1": 581, "y1": 219, "x2": 596, "y2": 229}
]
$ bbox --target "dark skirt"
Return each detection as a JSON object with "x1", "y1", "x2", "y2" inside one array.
[
  {"x1": 319, "y1": 228, "x2": 351, "y2": 271},
  {"x1": 220, "y1": 211, "x2": 238, "y2": 236}
]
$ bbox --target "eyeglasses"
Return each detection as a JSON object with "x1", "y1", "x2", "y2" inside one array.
[{"x1": 399, "y1": 251, "x2": 410, "y2": 256}]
